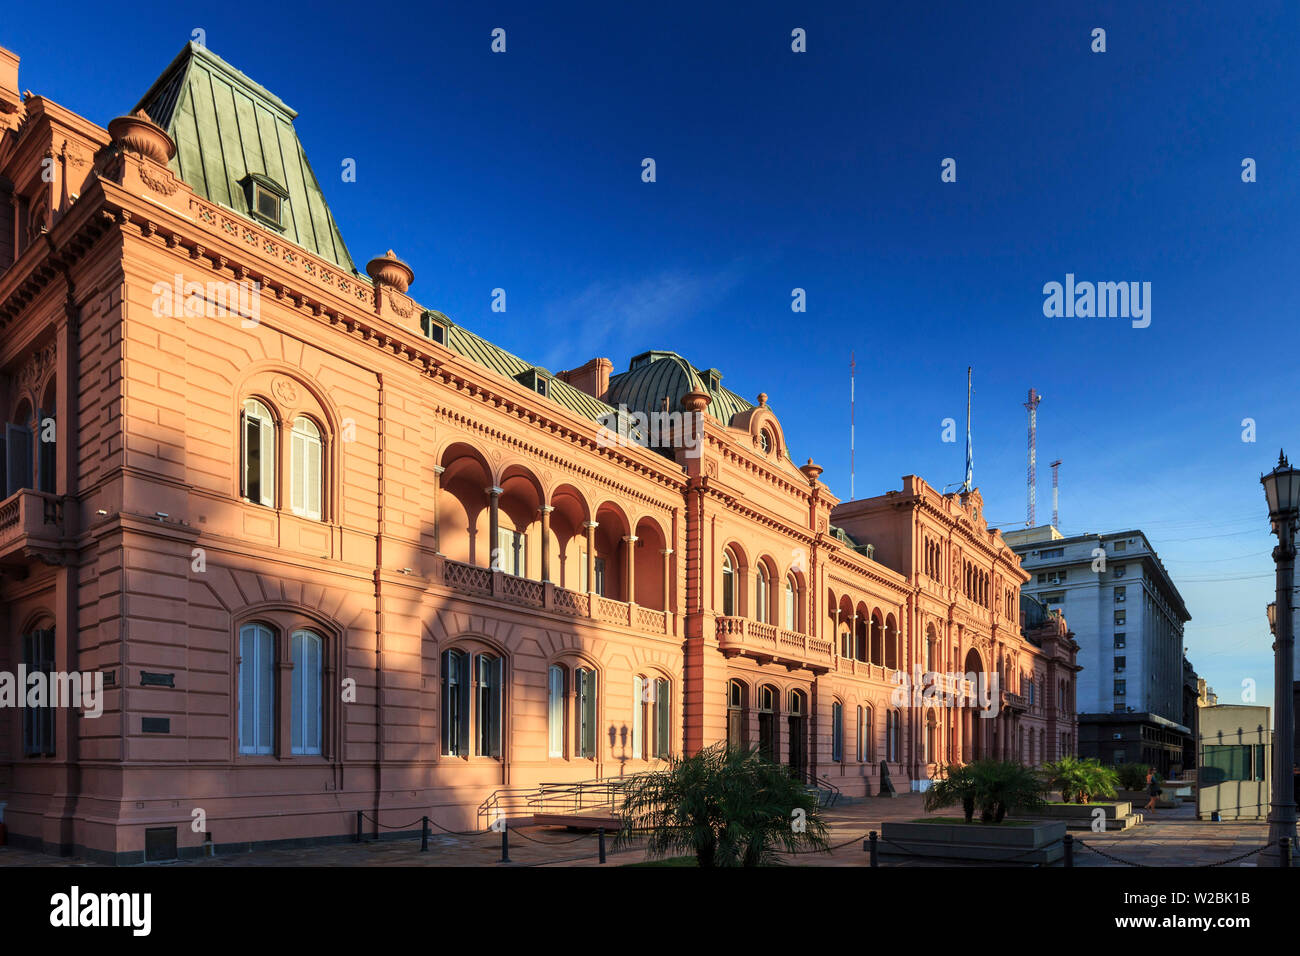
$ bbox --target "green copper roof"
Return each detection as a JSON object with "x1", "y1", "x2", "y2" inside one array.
[
  {"x1": 433, "y1": 314, "x2": 642, "y2": 437},
  {"x1": 133, "y1": 43, "x2": 356, "y2": 272},
  {"x1": 608, "y1": 350, "x2": 755, "y2": 425}
]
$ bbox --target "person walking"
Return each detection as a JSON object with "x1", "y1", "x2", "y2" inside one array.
[{"x1": 1144, "y1": 769, "x2": 1161, "y2": 812}]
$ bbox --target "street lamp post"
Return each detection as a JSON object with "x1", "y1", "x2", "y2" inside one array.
[{"x1": 1260, "y1": 451, "x2": 1300, "y2": 865}]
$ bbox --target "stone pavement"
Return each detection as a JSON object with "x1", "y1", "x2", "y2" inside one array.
[{"x1": 0, "y1": 793, "x2": 1274, "y2": 867}]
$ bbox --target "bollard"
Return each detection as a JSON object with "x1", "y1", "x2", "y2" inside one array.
[
  {"x1": 1282, "y1": 837, "x2": 1291, "y2": 869},
  {"x1": 1063, "y1": 833, "x2": 1073, "y2": 868},
  {"x1": 868, "y1": 830, "x2": 878, "y2": 868},
  {"x1": 500, "y1": 826, "x2": 511, "y2": 864},
  {"x1": 355, "y1": 810, "x2": 362, "y2": 843},
  {"x1": 421, "y1": 816, "x2": 429, "y2": 852},
  {"x1": 598, "y1": 827, "x2": 607, "y2": 864}
]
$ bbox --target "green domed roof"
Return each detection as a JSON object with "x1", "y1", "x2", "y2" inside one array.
[{"x1": 608, "y1": 350, "x2": 754, "y2": 425}]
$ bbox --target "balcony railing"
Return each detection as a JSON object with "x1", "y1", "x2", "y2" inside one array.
[
  {"x1": 439, "y1": 558, "x2": 671, "y2": 634},
  {"x1": 0, "y1": 489, "x2": 64, "y2": 566},
  {"x1": 715, "y1": 616, "x2": 832, "y2": 671}
]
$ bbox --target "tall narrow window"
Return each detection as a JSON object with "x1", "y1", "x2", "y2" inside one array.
[
  {"x1": 784, "y1": 575, "x2": 796, "y2": 631},
  {"x1": 548, "y1": 665, "x2": 565, "y2": 757},
  {"x1": 241, "y1": 399, "x2": 276, "y2": 507},
  {"x1": 291, "y1": 629, "x2": 323, "y2": 755},
  {"x1": 758, "y1": 685, "x2": 776, "y2": 762},
  {"x1": 652, "y1": 678, "x2": 670, "y2": 758},
  {"x1": 855, "y1": 705, "x2": 864, "y2": 762},
  {"x1": 632, "y1": 675, "x2": 645, "y2": 758},
  {"x1": 721, "y1": 549, "x2": 735, "y2": 616},
  {"x1": 239, "y1": 623, "x2": 275, "y2": 755},
  {"x1": 726, "y1": 680, "x2": 747, "y2": 749},
  {"x1": 476, "y1": 654, "x2": 503, "y2": 758},
  {"x1": 441, "y1": 649, "x2": 470, "y2": 756},
  {"x1": 5, "y1": 412, "x2": 34, "y2": 497},
  {"x1": 290, "y1": 417, "x2": 323, "y2": 520},
  {"x1": 576, "y1": 667, "x2": 597, "y2": 758},
  {"x1": 862, "y1": 706, "x2": 874, "y2": 763},
  {"x1": 22, "y1": 627, "x2": 55, "y2": 756},
  {"x1": 754, "y1": 563, "x2": 770, "y2": 623},
  {"x1": 593, "y1": 557, "x2": 606, "y2": 596},
  {"x1": 831, "y1": 701, "x2": 843, "y2": 762}
]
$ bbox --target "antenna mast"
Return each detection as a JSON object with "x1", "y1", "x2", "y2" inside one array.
[
  {"x1": 850, "y1": 352, "x2": 856, "y2": 501},
  {"x1": 1050, "y1": 459, "x2": 1062, "y2": 528},
  {"x1": 1023, "y1": 388, "x2": 1042, "y2": 526},
  {"x1": 963, "y1": 367, "x2": 973, "y2": 493}
]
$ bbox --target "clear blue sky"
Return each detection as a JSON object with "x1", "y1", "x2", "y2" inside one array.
[{"x1": 9, "y1": 1, "x2": 1298, "y2": 704}]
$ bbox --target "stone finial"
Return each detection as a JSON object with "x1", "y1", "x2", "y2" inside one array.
[
  {"x1": 107, "y1": 110, "x2": 176, "y2": 164},
  {"x1": 680, "y1": 389, "x2": 711, "y2": 413},
  {"x1": 800, "y1": 458, "x2": 823, "y2": 483},
  {"x1": 757, "y1": 392, "x2": 768, "y2": 406},
  {"x1": 366, "y1": 250, "x2": 414, "y2": 293}
]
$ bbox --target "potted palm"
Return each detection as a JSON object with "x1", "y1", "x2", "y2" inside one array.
[
  {"x1": 615, "y1": 743, "x2": 830, "y2": 866},
  {"x1": 1043, "y1": 756, "x2": 1118, "y2": 804}
]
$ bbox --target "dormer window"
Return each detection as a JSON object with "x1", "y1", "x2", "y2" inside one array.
[
  {"x1": 241, "y1": 174, "x2": 289, "y2": 230},
  {"x1": 516, "y1": 368, "x2": 552, "y2": 398},
  {"x1": 421, "y1": 310, "x2": 450, "y2": 346}
]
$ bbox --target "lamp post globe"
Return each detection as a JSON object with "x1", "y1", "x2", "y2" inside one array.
[{"x1": 1260, "y1": 450, "x2": 1299, "y2": 866}]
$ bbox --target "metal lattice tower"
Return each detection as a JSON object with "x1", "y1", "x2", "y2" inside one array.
[
  {"x1": 1050, "y1": 459, "x2": 1062, "y2": 528},
  {"x1": 1023, "y1": 388, "x2": 1042, "y2": 526}
]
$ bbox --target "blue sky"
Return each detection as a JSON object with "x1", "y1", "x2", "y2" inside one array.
[{"x1": 8, "y1": 1, "x2": 1298, "y2": 703}]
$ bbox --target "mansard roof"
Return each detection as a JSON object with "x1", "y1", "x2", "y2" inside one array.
[{"x1": 132, "y1": 42, "x2": 356, "y2": 272}]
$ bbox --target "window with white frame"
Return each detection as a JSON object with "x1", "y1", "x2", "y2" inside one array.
[
  {"x1": 576, "y1": 666, "x2": 598, "y2": 758},
  {"x1": 784, "y1": 575, "x2": 796, "y2": 630},
  {"x1": 652, "y1": 678, "x2": 671, "y2": 758},
  {"x1": 721, "y1": 549, "x2": 736, "y2": 615},
  {"x1": 239, "y1": 623, "x2": 275, "y2": 754},
  {"x1": 290, "y1": 417, "x2": 323, "y2": 520},
  {"x1": 240, "y1": 398, "x2": 276, "y2": 507},
  {"x1": 548, "y1": 665, "x2": 565, "y2": 757},
  {"x1": 290, "y1": 629, "x2": 323, "y2": 755},
  {"x1": 496, "y1": 526, "x2": 527, "y2": 577},
  {"x1": 632, "y1": 675, "x2": 645, "y2": 758},
  {"x1": 755, "y1": 563, "x2": 770, "y2": 623}
]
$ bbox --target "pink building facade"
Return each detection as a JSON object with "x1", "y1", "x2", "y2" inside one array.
[{"x1": 0, "y1": 43, "x2": 1078, "y2": 862}]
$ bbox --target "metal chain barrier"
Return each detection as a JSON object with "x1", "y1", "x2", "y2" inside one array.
[{"x1": 1073, "y1": 837, "x2": 1276, "y2": 868}]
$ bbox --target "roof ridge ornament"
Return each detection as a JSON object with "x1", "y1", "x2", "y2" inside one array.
[
  {"x1": 107, "y1": 110, "x2": 176, "y2": 165},
  {"x1": 366, "y1": 250, "x2": 414, "y2": 293}
]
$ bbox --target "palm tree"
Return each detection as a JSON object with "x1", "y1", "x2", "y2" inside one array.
[
  {"x1": 615, "y1": 743, "x2": 830, "y2": 866},
  {"x1": 925, "y1": 760, "x2": 1047, "y2": 823},
  {"x1": 1042, "y1": 756, "x2": 1119, "y2": 804}
]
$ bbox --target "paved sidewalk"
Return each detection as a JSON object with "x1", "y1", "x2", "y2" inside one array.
[{"x1": 0, "y1": 794, "x2": 1273, "y2": 867}]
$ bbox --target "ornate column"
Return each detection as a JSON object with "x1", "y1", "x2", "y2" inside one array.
[
  {"x1": 660, "y1": 548, "x2": 673, "y2": 614},
  {"x1": 432, "y1": 465, "x2": 445, "y2": 555},
  {"x1": 539, "y1": 505, "x2": 553, "y2": 583},
  {"x1": 486, "y1": 486, "x2": 502, "y2": 570},
  {"x1": 624, "y1": 535, "x2": 639, "y2": 604},
  {"x1": 584, "y1": 521, "x2": 598, "y2": 593}
]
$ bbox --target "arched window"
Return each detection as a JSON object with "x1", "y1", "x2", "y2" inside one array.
[
  {"x1": 290, "y1": 416, "x2": 323, "y2": 520},
  {"x1": 831, "y1": 701, "x2": 843, "y2": 762},
  {"x1": 855, "y1": 705, "x2": 864, "y2": 762},
  {"x1": 238, "y1": 623, "x2": 275, "y2": 754},
  {"x1": 21, "y1": 623, "x2": 55, "y2": 756},
  {"x1": 652, "y1": 677, "x2": 671, "y2": 758},
  {"x1": 4, "y1": 400, "x2": 34, "y2": 497},
  {"x1": 784, "y1": 575, "x2": 796, "y2": 631},
  {"x1": 476, "y1": 653, "x2": 503, "y2": 757},
  {"x1": 441, "y1": 649, "x2": 469, "y2": 757},
  {"x1": 885, "y1": 709, "x2": 901, "y2": 763},
  {"x1": 727, "y1": 679, "x2": 748, "y2": 749},
  {"x1": 632, "y1": 675, "x2": 645, "y2": 758},
  {"x1": 240, "y1": 398, "x2": 276, "y2": 507},
  {"x1": 548, "y1": 665, "x2": 565, "y2": 758},
  {"x1": 721, "y1": 549, "x2": 736, "y2": 616},
  {"x1": 290, "y1": 629, "x2": 323, "y2": 755},
  {"x1": 576, "y1": 666, "x2": 598, "y2": 758},
  {"x1": 758, "y1": 685, "x2": 777, "y2": 762},
  {"x1": 862, "y1": 705, "x2": 874, "y2": 763},
  {"x1": 755, "y1": 562, "x2": 770, "y2": 623}
]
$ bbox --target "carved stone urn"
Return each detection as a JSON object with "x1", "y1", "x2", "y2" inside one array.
[
  {"x1": 366, "y1": 250, "x2": 415, "y2": 293},
  {"x1": 106, "y1": 109, "x2": 175, "y2": 164}
]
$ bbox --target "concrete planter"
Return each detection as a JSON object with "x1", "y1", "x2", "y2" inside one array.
[
  {"x1": 879, "y1": 819, "x2": 1066, "y2": 864},
  {"x1": 1026, "y1": 801, "x2": 1141, "y2": 831}
]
